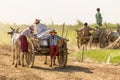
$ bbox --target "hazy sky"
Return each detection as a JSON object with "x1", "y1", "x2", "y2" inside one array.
[{"x1": 0, "y1": 0, "x2": 119, "y2": 24}]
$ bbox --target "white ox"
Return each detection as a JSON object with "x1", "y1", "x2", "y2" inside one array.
[
  {"x1": 8, "y1": 27, "x2": 32, "y2": 68},
  {"x1": 8, "y1": 27, "x2": 21, "y2": 67}
]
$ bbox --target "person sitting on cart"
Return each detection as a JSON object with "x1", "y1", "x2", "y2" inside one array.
[
  {"x1": 19, "y1": 25, "x2": 35, "y2": 53},
  {"x1": 76, "y1": 22, "x2": 95, "y2": 37},
  {"x1": 48, "y1": 29, "x2": 64, "y2": 67},
  {"x1": 34, "y1": 19, "x2": 50, "y2": 38}
]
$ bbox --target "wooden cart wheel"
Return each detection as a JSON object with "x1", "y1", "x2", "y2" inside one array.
[
  {"x1": 26, "y1": 39, "x2": 35, "y2": 68},
  {"x1": 99, "y1": 30, "x2": 104, "y2": 48},
  {"x1": 58, "y1": 42, "x2": 68, "y2": 67},
  {"x1": 58, "y1": 50, "x2": 68, "y2": 67},
  {"x1": 26, "y1": 51, "x2": 35, "y2": 68},
  {"x1": 99, "y1": 30, "x2": 107, "y2": 48}
]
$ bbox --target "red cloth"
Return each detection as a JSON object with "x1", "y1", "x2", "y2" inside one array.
[
  {"x1": 50, "y1": 46, "x2": 59, "y2": 57},
  {"x1": 19, "y1": 35, "x2": 28, "y2": 52}
]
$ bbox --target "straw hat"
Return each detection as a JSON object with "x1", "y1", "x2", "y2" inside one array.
[
  {"x1": 34, "y1": 19, "x2": 41, "y2": 24},
  {"x1": 49, "y1": 29, "x2": 57, "y2": 34},
  {"x1": 29, "y1": 25, "x2": 34, "y2": 30}
]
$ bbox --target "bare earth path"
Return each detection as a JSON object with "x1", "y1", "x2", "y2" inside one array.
[{"x1": 0, "y1": 48, "x2": 120, "y2": 80}]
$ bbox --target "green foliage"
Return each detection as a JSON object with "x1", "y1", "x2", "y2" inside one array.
[
  {"x1": 86, "y1": 49, "x2": 110, "y2": 62},
  {"x1": 74, "y1": 49, "x2": 120, "y2": 63},
  {"x1": 110, "y1": 55, "x2": 120, "y2": 64}
]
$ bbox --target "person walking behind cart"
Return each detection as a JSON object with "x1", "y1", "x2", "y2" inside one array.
[
  {"x1": 95, "y1": 8, "x2": 103, "y2": 27},
  {"x1": 48, "y1": 29, "x2": 63, "y2": 67}
]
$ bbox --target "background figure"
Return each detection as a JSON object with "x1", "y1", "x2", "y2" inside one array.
[
  {"x1": 78, "y1": 23, "x2": 94, "y2": 37},
  {"x1": 95, "y1": 8, "x2": 103, "y2": 27}
]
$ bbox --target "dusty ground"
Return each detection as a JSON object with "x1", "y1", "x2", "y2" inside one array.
[{"x1": 0, "y1": 47, "x2": 120, "y2": 80}]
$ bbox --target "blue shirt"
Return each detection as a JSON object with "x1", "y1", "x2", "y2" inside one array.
[{"x1": 48, "y1": 35, "x2": 63, "y2": 46}]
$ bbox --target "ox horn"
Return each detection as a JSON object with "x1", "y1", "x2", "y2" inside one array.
[
  {"x1": 16, "y1": 27, "x2": 20, "y2": 31},
  {"x1": 10, "y1": 26, "x2": 14, "y2": 30}
]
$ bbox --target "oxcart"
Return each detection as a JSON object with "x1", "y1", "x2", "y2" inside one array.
[
  {"x1": 76, "y1": 30, "x2": 90, "y2": 49},
  {"x1": 76, "y1": 28, "x2": 109, "y2": 48},
  {"x1": 26, "y1": 37, "x2": 68, "y2": 68},
  {"x1": 90, "y1": 28, "x2": 109, "y2": 48}
]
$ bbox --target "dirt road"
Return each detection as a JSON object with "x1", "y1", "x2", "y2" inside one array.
[{"x1": 0, "y1": 47, "x2": 120, "y2": 80}]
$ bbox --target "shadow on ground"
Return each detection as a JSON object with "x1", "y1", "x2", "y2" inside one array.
[{"x1": 32, "y1": 65, "x2": 93, "y2": 74}]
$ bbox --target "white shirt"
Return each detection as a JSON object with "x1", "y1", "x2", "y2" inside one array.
[
  {"x1": 37, "y1": 29, "x2": 51, "y2": 39},
  {"x1": 21, "y1": 28, "x2": 33, "y2": 37},
  {"x1": 36, "y1": 23, "x2": 48, "y2": 34}
]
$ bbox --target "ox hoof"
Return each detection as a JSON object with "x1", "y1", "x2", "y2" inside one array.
[
  {"x1": 15, "y1": 64, "x2": 17, "y2": 68},
  {"x1": 18, "y1": 62, "x2": 21, "y2": 65},
  {"x1": 53, "y1": 64, "x2": 56, "y2": 66},
  {"x1": 50, "y1": 65, "x2": 52, "y2": 67},
  {"x1": 29, "y1": 65, "x2": 33, "y2": 68},
  {"x1": 22, "y1": 64, "x2": 24, "y2": 67},
  {"x1": 18, "y1": 63, "x2": 21, "y2": 65},
  {"x1": 12, "y1": 62, "x2": 14, "y2": 65},
  {"x1": 44, "y1": 62, "x2": 47, "y2": 64}
]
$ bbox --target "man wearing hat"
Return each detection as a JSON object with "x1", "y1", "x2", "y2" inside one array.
[
  {"x1": 19, "y1": 25, "x2": 34, "y2": 53},
  {"x1": 34, "y1": 19, "x2": 49, "y2": 37},
  {"x1": 48, "y1": 29, "x2": 63, "y2": 67}
]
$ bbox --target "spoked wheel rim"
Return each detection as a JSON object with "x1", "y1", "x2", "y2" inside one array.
[
  {"x1": 99, "y1": 30, "x2": 108, "y2": 48},
  {"x1": 58, "y1": 51, "x2": 68, "y2": 67},
  {"x1": 26, "y1": 39, "x2": 36, "y2": 68},
  {"x1": 26, "y1": 52, "x2": 35, "y2": 68},
  {"x1": 58, "y1": 42, "x2": 68, "y2": 67}
]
